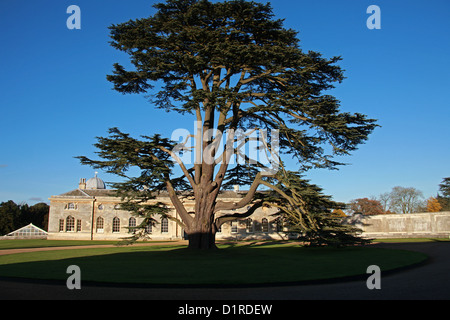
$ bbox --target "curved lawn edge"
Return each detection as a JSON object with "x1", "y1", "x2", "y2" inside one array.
[{"x1": 0, "y1": 244, "x2": 429, "y2": 288}]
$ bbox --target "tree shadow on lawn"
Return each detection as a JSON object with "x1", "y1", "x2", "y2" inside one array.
[{"x1": 0, "y1": 244, "x2": 428, "y2": 288}]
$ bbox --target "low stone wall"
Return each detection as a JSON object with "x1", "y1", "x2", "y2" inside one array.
[{"x1": 344, "y1": 211, "x2": 450, "y2": 239}]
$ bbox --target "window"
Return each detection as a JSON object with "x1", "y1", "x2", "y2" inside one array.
[
  {"x1": 231, "y1": 221, "x2": 238, "y2": 233},
  {"x1": 59, "y1": 219, "x2": 64, "y2": 232},
  {"x1": 114, "y1": 204, "x2": 121, "y2": 210},
  {"x1": 276, "y1": 219, "x2": 283, "y2": 232},
  {"x1": 246, "y1": 219, "x2": 253, "y2": 233},
  {"x1": 217, "y1": 224, "x2": 222, "y2": 233},
  {"x1": 67, "y1": 203, "x2": 76, "y2": 210},
  {"x1": 12, "y1": 225, "x2": 47, "y2": 237},
  {"x1": 66, "y1": 216, "x2": 75, "y2": 232},
  {"x1": 128, "y1": 217, "x2": 136, "y2": 233},
  {"x1": 161, "y1": 217, "x2": 169, "y2": 233},
  {"x1": 262, "y1": 218, "x2": 269, "y2": 233},
  {"x1": 96, "y1": 217, "x2": 104, "y2": 233},
  {"x1": 112, "y1": 217, "x2": 120, "y2": 233},
  {"x1": 76, "y1": 219, "x2": 82, "y2": 232},
  {"x1": 98, "y1": 204, "x2": 104, "y2": 210},
  {"x1": 145, "y1": 223, "x2": 152, "y2": 234}
]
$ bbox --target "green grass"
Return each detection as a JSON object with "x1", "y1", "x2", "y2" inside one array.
[
  {"x1": 374, "y1": 238, "x2": 450, "y2": 243},
  {"x1": 1, "y1": 238, "x2": 447, "y2": 251},
  {"x1": 0, "y1": 242, "x2": 428, "y2": 286},
  {"x1": 0, "y1": 239, "x2": 178, "y2": 250},
  {"x1": 0, "y1": 239, "x2": 119, "y2": 250}
]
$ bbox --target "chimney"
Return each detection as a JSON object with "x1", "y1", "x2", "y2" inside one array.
[
  {"x1": 233, "y1": 185, "x2": 239, "y2": 193},
  {"x1": 79, "y1": 178, "x2": 86, "y2": 189}
]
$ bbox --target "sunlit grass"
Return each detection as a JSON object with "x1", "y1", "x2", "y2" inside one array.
[
  {"x1": 374, "y1": 238, "x2": 450, "y2": 243},
  {"x1": 0, "y1": 239, "x2": 118, "y2": 250}
]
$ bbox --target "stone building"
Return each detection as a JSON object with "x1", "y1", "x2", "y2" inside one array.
[{"x1": 47, "y1": 173, "x2": 285, "y2": 241}]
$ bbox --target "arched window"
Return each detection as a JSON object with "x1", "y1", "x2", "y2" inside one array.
[
  {"x1": 262, "y1": 218, "x2": 269, "y2": 233},
  {"x1": 96, "y1": 217, "x2": 104, "y2": 233},
  {"x1": 66, "y1": 216, "x2": 75, "y2": 232},
  {"x1": 246, "y1": 218, "x2": 253, "y2": 233},
  {"x1": 67, "y1": 203, "x2": 76, "y2": 210},
  {"x1": 145, "y1": 223, "x2": 152, "y2": 234},
  {"x1": 276, "y1": 218, "x2": 283, "y2": 232},
  {"x1": 98, "y1": 204, "x2": 104, "y2": 210},
  {"x1": 112, "y1": 217, "x2": 120, "y2": 233},
  {"x1": 231, "y1": 221, "x2": 238, "y2": 233},
  {"x1": 128, "y1": 217, "x2": 136, "y2": 233},
  {"x1": 161, "y1": 217, "x2": 169, "y2": 233}
]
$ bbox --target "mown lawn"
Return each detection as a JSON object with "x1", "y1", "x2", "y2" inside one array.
[
  {"x1": 374, "y1": 238, "x2": 450, "y2": 243},
  {"x1": 0, "y1": 242, "x2": 428, "y2": 286},
  {"x1": 0, "y1": 239, "x2": 119, "y2": 250}
]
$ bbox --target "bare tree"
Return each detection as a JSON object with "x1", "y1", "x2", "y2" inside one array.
[
  {"x1": 377, "y1": 192, "x2": 391, "y2": 212},
  {"x1": 389, "y1": 186, "x2": 424, "y2": 214}
]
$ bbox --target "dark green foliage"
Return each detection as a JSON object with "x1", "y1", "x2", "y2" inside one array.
[
  {"x1": 296, "y1": 213, "x2": 371, "y2": 247},
  {"x1": 439, "y1": 177, "x2": 450, "y2": 198},
  {"x1": 106, "y1": 0, "x2": 377, "y2": 170},
  {"x1": 222, "y1": 163, "x2": 260, "y2": 190},
  {"x1": 258, "y1": 169, "x2": 369, "y2": 247},
  {"x1": 438, "y1": 177, "x2": 450, "y2": 211},
  {"x1": 0, "y1": 201, "x2": 49, "y2": 235},
  {"x1": 79, "y1": 0, "x2": 378, "y2": 248}
]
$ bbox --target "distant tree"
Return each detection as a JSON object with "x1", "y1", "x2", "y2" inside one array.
[
  {"x1": 377, "y1": 192, "x2": 391, "y2": 212},
  {"x1": 0, "y1": 201, "x2": 21, "y2": 235},
  {"x1": 0, "y1": 201, "x2": 49, "y2": 235},
  {"x1": 437, "y1": 197, "x2": 450, "y2": 211},
  {"x1": 332, "y1": 209, "x2": 346, "y2": 217},
  {"x1": 437, "y1": 177, "x2": 450, "y2": 211},
  {"x1": 348, "y1": 198, "x2": 384, "y2": 215},
  {"x1": 438, "y1": 177, "x2": 450, "y2": 197},
  {"x1": 22, "y1": 203, "x2": 49, "y2": 230},
  {"x1": 389, "y1": 186, "x2": 424, "y2": 214},
  {"x1": 426, "y1": 197, "x2": 442, "y2": 212}
]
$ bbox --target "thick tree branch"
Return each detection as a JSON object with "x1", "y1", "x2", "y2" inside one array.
[
  {"x1": 215, "y1": 201, "x2": 264, "y2": 228},
  {"x1": 159, "y1": 146, "x2": 196, "y2": 189},
  {"x1": 214, "y1": 172, "x2": 266, "y2": 212},
  {"x1": 163, "y1": 174, "x2": 193, "y2": 227}
]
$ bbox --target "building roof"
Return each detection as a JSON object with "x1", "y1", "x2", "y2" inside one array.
[
  {"x1": 6, "y1": 223, "x2": 48, "y2": 236},
  {"x1": 86, "y1": 172, "x2": 106, "y2": 190},
  {"x1": 51, "y1": 173, "x2": 248, "y2": 200},
  {"x1": 52, "y1": 189, "x2": 246, "y2": 199},
  {"x1": 53, "y1": 188, "x2": 117, "y2": 198}
]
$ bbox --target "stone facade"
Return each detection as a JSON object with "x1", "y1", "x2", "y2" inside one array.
[
  {"x1": 345, "y1": 212, "x2": 450, "y2": 239},
  {"x1": 47, "y1": 175, "x2": 286, "y2": 241},
  {"x1": 49, "y1": 176, "x2": 450, "y2": 241}
]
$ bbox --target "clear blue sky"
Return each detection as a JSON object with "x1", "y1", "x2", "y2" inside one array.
[{"x1": 0, "y1": 0, "x2": 449, "y2": 205}]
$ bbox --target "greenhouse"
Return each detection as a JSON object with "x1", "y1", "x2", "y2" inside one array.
[{"x1": 5, "y1": 223, "x2": 48, "y2": 239}]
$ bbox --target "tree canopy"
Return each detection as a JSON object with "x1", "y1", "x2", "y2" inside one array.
[
  {"x1": 0, "y1": 201, "x2": 49, "y2": 235},
  {"x1": 437, "y1": 177, "x2": 450, "y2": 211},
  {"x1": 348, "y1": 198, "x2": 384, "y2": 216},
  {"x1": 78, "y1": 0, "x2": 378, "y2": 249}
]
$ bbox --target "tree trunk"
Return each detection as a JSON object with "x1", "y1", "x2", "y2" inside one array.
[
  {"x1": 187, "y1": 229, "x2": 217, "y2": 250},
  {"x1": 187, "y1": 190, "x2": 218, "y2": 250}
]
